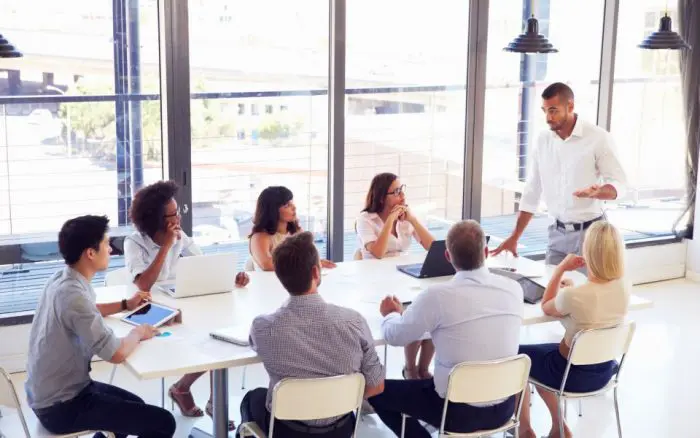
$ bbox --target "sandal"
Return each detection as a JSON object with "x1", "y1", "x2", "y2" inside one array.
[
  {"x1": 205, "y1": 400, "x2": 235, "y2": 431},
  {"x1": 402, "y1": 367, "x2": 419, "y2": 380},
  {"x1": 168, "y1": 385, "x2": 204, "y2": 417}
]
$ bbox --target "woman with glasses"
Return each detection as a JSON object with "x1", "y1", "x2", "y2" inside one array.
[
  {"x1": 356, "y1": 172, "x2": 435, "y2": 379},
  {"x1": 124, "y1": 180, "x2": 248, "y2": 430},
  {"x1": 246, "y1": 185, "x2": 336, "y2": 271}
]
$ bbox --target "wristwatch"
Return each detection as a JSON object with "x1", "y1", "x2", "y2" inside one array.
[{"x1": 121, "y1": 299, "x2": 128, "y2": 311}]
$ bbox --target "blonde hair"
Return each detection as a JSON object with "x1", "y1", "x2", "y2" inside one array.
[{"x1": 582, "y1": 221, "x2": 625, "y2": 281}]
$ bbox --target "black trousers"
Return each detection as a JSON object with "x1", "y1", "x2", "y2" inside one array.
[
  {"x1": 368, "y1": 378, "x2": 515, "y2": 438},
  {"x1": 33, "y1": 381, "x2": 176, "y2": 438},
  {"x1": 239, "y1": 387, "x2": 355, "y2": 437}
]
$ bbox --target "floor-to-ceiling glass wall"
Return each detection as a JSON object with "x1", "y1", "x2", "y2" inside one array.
[
  {"x1": 187, "y1": 0, "x2": 329, "y2": 267},
  {"x1": 0, "y1": 0, "x2": 163, "y2": 315},
  {"x1": 609, "y1": 0, "x2": 688, "y2": 237},
  {"x1": 342, "y1": 0, "x2": 470, "y2": 260}
]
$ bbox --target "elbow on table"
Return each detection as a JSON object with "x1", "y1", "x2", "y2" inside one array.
[{"x1": 109, "y1": 348, "x2": 127, "y2": 364}]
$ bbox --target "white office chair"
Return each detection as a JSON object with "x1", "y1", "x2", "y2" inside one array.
[
  {"x1": 239, "y1": 373, "x2": 365, "y2": 438},
  {"x1": 529, "y1": 322, "x2": 636, "y2": 438},
  {"x1": 0, "y1": 367, "x2": 115, "y2": 438},
  {"x1": 400, "y1": 354, "x2": 532, "y2": 438}
]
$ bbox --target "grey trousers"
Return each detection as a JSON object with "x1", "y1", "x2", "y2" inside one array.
[
  {"x1": 545, "y1": 223, "x2": 584, "y2": 264},
  {"x1": 545, "y1": 223, "x2": 589, "y2": 274}
]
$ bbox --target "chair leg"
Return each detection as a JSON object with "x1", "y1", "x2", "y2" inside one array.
[
  {"x1": 161, "y1": 378, "x2": 165, "y2": 408},
  {"x1": 614, "y1": 387, "x2": 623, "y2": 438},
  {"x1": 400, "y1": 414, "x2": 406, "y2": 438},
  {"x1": 557, "y1": 395, "x2": 565, "y2": 438},
  {"x1": 241, "y1": 365, "x2": 247, "y2": 390},
  {"x1": 563, "y1": 398, "x2": 568, "y2": 419},
  {"x1": 578, "y1": 398, "x2": 583, "y2": 417},
  {"x1": 108, "y1": 364, "x2": 117, "y2": 384}
]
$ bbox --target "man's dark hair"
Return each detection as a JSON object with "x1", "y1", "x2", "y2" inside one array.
[
  {"x1": 272, "y1": 231, "x2": 320, "y2": 296},
  {"x1": 129, "y1": 180, "x2": 179, "y2": 238},
  {"x1": 58, "y1": 215, "x2": 110, "y2": 265},
  {"x1": 541, "y1": 82, "x2": 574, "y2": 103},
  {"x1": 446, "y1": 220, "x2": 486, "y2": 271}
]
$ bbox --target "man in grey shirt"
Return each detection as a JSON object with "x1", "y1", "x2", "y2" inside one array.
[
  {"x1": 241, "y1": 232, "x2": 385, "y2": 437},
  {"x1": 26, "y1": 215, "x2": 176, "y2": 438}
]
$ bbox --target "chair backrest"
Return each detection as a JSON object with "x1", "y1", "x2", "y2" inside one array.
[
  {"x1": 568, "y1": 322, "x2": 636, "y2": 366},
  {"x1": 445, "y1": 355, "x2": 531, "y2": 405},
  {"x1": 270, "y1": 374, "x2": 365, "y2": 422},
  {"x1": 0, "y1": 367, "x2": 21, "y2": 410},
  {"x1": 104, "y1": 267, "x2": 131, "y2": 286}
]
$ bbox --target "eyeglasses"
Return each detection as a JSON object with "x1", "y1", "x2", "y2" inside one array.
[
  {"x1": 164, "y1": 205, "x2": 182, "y2": 219},
  {"x1": 387, "y1": 184, "x2": 406, "y2": 196}
]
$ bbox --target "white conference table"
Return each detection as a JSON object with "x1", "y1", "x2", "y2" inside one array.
[{"x1": 100, "y1": 253, "x2": 652, "y2": 438}]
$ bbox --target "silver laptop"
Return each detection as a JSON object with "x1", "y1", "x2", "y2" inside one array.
[{"x1": 157, "y1": 253, "x2": 237, "y2": 298}]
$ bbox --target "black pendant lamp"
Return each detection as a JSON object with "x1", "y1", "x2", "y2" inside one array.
[
  {"x1": 0, "y1": 33, "x2": 22, "y2": 58},
  {"x1": 638, "y1": 13, "x2": 691, "y2": 50},
  {"x1": 504, "y1": 15, "x2": 558, "y2": 54}
]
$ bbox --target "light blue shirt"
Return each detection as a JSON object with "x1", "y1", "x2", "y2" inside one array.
[
  {"x1": 124, "y1": 231, "x2": 201, "y2": 283},
  {"x1": 381, "y1": 266, "x2": 524, "y2": 399},
  {"x1": 25, "y1": 267, "x2": 120, "y2": 409}
]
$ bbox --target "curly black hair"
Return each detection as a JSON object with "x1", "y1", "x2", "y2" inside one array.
[{"x1": 129, "y1": 180, "x2": 179, "y2": 239}]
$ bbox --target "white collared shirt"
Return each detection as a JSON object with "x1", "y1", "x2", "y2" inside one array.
[
  {"x1": 123, "y1": 231, "x2": 202, "y2": 282},
  {"x1": 355, "y1": 212, "x2": 419, "y2": 259},
  {"x1": 381, "y1": 267, "x2": 524, "y2": 400},
  {"x1": 519, "y1": 117, "x2": 628, "y2": 223}
]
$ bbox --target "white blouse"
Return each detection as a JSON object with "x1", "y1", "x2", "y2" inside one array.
[{"x1": 356, "y1": 211, "x2": 420, "y2": 259}]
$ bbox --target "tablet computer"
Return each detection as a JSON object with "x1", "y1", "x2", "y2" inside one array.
[
  {"x1": 517, "y1": 276, "x2": 546, "y2": 304},
  {"x1": 121, "y1": 302, "x2": 180, "y2": 328}
]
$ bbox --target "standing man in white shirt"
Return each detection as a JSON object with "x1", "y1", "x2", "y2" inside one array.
[
  {"x1": 491, "y1": 82, "x2": 628, "y2": 266},
  {"x1": 368, "y1": 220, "x2": 523, "y2": 437}
]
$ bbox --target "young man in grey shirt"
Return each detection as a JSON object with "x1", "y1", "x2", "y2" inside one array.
[
  {"x1": 241, "y1": 231, "x2": 385, "y2": 437},
  {"x1": 25, "y1": 215, "x2": 176, "y2": 438}
]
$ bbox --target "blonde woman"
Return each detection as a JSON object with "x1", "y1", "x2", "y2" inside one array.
[
  {"x1": 356, "y1": 173, "x2": 435, "y2": 380},
  {"x1": 517, "y1": 221, "x2": 630, "y2": 438}
]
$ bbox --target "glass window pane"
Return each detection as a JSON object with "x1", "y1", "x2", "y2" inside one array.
[
  {"x1": 188, "y1": 0, "x2": 329, "y2": 267},
  {"x1": 609, "y1": 0, "x2": 686, "y2": 236},
  {"x1": 343, "y1": 0, "x2": 469, "y2": 261},
  {"x1": 480, "y1": 0, "x2": 604, "y2": 256},
  {"x1": 0, "y1": 0, "x2": 163, "y2": 314}
]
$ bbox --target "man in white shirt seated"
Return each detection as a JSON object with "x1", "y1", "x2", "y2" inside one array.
[
  {"x1": 491, "y1": 82, "x2": 627, "y2": 267},
  {"x1": 368, "y1": 220, "x2": 524, "y2": 437}
]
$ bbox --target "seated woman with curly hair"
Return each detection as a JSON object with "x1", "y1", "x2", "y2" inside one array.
[{"x1": 124, "y1": 180, "x2": 248, "y2": 430}]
